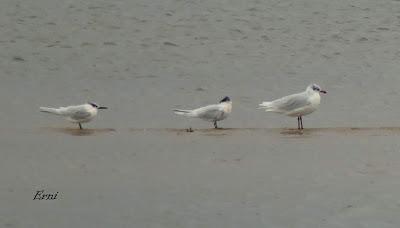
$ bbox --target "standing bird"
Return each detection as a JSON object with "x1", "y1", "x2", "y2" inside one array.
[
  {"x1": 40, "y1": 102, "x2": 108, "y2": 129},
  {"x1": 173, "y1": 96, "x2": 232, "y2": 129},
  {"x1": 258, "y1": 84, "x2": 327, "y2": 129}
]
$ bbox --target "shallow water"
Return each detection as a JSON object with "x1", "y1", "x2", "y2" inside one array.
[{"x1": 1, "y1": 0, "x2": 400, "y2": 227}]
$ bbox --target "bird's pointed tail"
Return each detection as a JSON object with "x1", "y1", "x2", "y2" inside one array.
[
  {"x1": 173, "y1": 109, "x2": 195, "y2": 117},
  {"x1": 40, "y1": 107, "x2": 62, "y2": 115},
  {"x1": 258, "y1": 101, "x2": 275, "y2": 111}
]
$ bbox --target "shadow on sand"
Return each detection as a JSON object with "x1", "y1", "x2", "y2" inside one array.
[
  {"x1": 129, "y1": 127, "x2": 400, "y2": 137},
  {"x1": 37, "y1": 127, "x2": 400, "y2": 137},
  {"x1": 280, "y1": 127, "x2": 400, "y2": 135},
  {"x1": 129, "y1": 127, "x2": 238, "y2": 136},
  {"x1": 41, "y1": 127, "x2": 116, "y2": 136}
]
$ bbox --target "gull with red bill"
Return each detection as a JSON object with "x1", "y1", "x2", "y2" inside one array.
[{"x1": 258, "y1": 84, "x2": 327, "y2": 129}]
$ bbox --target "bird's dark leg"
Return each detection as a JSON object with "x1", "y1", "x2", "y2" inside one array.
[
  {"x1": 300, "y1": 116, "x2": 303, "y2": 129},
  {"x1": 297, "y1": 117, "x2": 300, "y2": 130},
  {"x1": 214, "y1": 121, "x2": 218, "y2": 129},
  {"x1": 78, "y1": 123, "x2": 83, "y2": 130}
]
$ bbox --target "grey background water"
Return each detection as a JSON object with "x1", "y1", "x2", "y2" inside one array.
[{"x1": 1, "y1": 0, "x2": 400, "y2": 227}]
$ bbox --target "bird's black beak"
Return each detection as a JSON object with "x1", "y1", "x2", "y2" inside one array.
[
  {"x1": 320, "y1": 90, "x2": 327, "y2": 94},
  {"x1": 98, "y1": 106, "x2": 108, "y2": 109}
]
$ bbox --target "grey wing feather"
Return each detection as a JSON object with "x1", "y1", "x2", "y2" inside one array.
[
  {"x1": 70, "y1": 110, "x2": 92, "y2": 120},
  {"x1": 274, "y1": 93, "x2": 311, "y2": 112},
  {"x1": 196, "y1": 105, "x2": 224, "y2": 120}
]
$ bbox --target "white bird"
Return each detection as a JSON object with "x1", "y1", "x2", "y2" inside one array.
[
  {"x1": 173, "y1": 96, "x2": 232, "y2": 129},
  {"x1": 40, "y1": 102, "x2": 108, "y2": 129},
  {"x1": 258, "y1": 84, "x2": 327, "y2": 129}
]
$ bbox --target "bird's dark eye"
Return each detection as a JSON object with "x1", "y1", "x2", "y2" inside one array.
[
  {"x1": 312, "y1": 86, "x2": 320, "y2": 91},
  {"x1": 89, "y1": 102, "x2": 98, "y2": 108}
]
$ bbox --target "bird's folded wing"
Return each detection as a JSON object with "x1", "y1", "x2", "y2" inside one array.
[
  {"x1": 196, "y1": 105, "x2": 224, "y2": 119},
  {"x1": 70, "y1": 110, "x2": 92, "y2": 120},
  {"x1": 56, "y1": 105, "x2": 82, "y2": 115},
  {"x1": 275, "y1": 94, "x2": 311, "y2": 112}
]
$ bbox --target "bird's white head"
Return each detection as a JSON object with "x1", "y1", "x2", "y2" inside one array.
[
  {"x1": 307, "y1": 84, "x2": 327, "y2": 95},
  {"x1": 88, "y1": 102, "x2": 108, "y2": 110}
]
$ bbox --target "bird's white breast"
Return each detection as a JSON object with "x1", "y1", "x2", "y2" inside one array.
[
  {"x1": 217, "y1": 102, "x2": 232, "y2": 121},
  {"x1": 309, "y1": 92, "x2": 321, "y2": 107},
  {"x1": 299, "y1": 92, "x2": 320, "y2": 116},
  {"x1": 223, "y1": 102, "x2": 232, "y2": 114}
]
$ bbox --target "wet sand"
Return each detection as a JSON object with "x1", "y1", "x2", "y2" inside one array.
[
  {"x1": 1, "y1": 127, "x2": 400, "y2": 227},
  {"x1": 1, "y1": 0, "x2": 400, "y2": 227}
]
